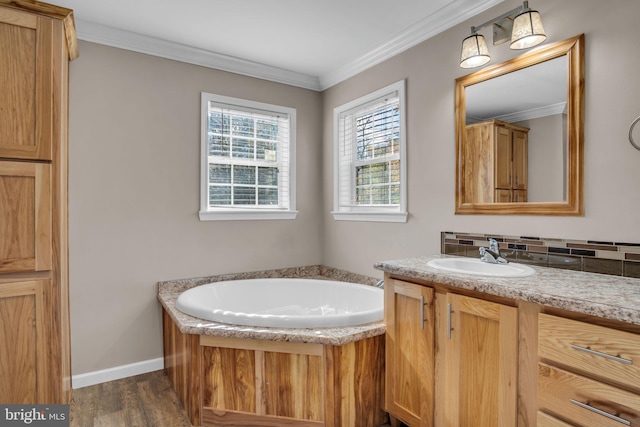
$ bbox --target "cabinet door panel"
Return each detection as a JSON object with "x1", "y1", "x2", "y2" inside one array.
[
  {"x1": 0, "y1": 279, "x2": 46, "y2": 404},
  {"x1": 445, "y1": 294, "x2": 518, "y2": 427},
  {"x1": 385, "y1": 278, "x2": 434, "y2": 426},
  {"x1": 512, "y1": 130, "x2": 528, "y2": 190},
  {"x1": 0, "y1": 9, "x2": 53, "y2": 161},
  {"x1": 494, "y1": 126, "x2": 512, "y2": 189},
  {"x1": 0, "y1": 161, "x2": 51, "y2": 272},
  {"x1": 464, "y1": 124, "x2": 495, "y2": 203},
  {"x1": 264, "y1": 351, "x2": 324, "y2": 421}
]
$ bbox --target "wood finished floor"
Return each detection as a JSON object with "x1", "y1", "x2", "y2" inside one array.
[
  {"x1": 70, "y1": 370, "x2": 192, "y2": 427},
  {"x1": 71, "y1": 370, "x2": 397, "y2": 427}
]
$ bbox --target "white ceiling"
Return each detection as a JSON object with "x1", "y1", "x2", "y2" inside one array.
[
  {"x1": 466, "y1": 56, "x2": 568, "y2": 123},
  {"x1": 60, "y1": 0, "x2": 505, "y2": 90}
]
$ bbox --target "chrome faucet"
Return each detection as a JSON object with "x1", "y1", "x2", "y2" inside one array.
[{"x1": 479, "y1": 238, "x2": 509, "y2": 264}]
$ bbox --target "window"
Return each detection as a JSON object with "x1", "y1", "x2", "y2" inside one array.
[
  {"x1": 332, "y1": 80, "x2": 407, "y2": 222},
  {"x1": 200, "y1": 93, "x2": 297, "y2": 220}
]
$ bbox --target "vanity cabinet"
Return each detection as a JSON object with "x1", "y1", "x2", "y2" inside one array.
[
  {"x1": 538, "y1": 313, "x2": 640, "y2": 426},
  {"x1": 384, "y1": 278, "x2": 434, "y2": 427},
  {"x1": 0, "y1": 1, "x2": 77, "y2": 404},
  {"x1": 464, "y1": 119, "x2": 529, "y2": 203},
  {"x1": 384, "y1": 276, "x2": 518, "y2": 426},
  {"x1": 378, "y1": 253, "x2": 640, "y2": 426}
]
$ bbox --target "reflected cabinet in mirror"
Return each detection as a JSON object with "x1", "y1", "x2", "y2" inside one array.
[{"x1": 455, "y1": 34, "x2": 584, "y2": 215}]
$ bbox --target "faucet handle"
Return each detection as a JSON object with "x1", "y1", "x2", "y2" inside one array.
[{"x1": 488, "y1": 238, "x2": 500, "y2": 253}]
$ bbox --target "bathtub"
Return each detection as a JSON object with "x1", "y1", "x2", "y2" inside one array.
[{"x1": 175, "y1": 278, "x2": 383, "y2": 328}]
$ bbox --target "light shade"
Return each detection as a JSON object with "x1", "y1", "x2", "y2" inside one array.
[
  {"x1": 509, "y1": 10, "x2": 546, "y2": 49},
  {"x1": 460, "y1": 33, "x2": 490, "y2": 69}
]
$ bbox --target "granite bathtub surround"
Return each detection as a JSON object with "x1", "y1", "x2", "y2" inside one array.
[
  {"x1": 375, "y1": 255, "x2": 640, "y2": 326},
  {"x1": 442, "y1": 231, "x2": 640, "y2": 278},
  {"x1": 157, "y1": 265, "x2": 384, "y2": 346}
]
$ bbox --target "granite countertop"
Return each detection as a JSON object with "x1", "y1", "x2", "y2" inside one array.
[
  {"x1": 157, "y1": 266, "x2": 385, "y2": 346},
  {"x1": 375, "y1": 254, "x2": 640, "y2": 326}
]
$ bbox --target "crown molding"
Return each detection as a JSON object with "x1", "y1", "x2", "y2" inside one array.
[
  {"x1": 318, "y1": 0, "x2": 506, "y2": 90},
  {"x1": 75, "y1": 0, "x2": 505, "y2": 92},
  {"x1": 494, "y1": 102, "x2": 567, "y2": 123},
  {"x1": 74, "y1": 19, "x2": 322, "y2": 91}
]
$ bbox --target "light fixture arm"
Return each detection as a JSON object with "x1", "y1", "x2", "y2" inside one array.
[{"x1": 468, "y1": 1, "x2": 528, "y2": 35}]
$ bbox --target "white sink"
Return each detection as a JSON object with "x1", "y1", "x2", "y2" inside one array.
[{"x1": 427, "y1": 257, "x2": 535, "y2": 278}]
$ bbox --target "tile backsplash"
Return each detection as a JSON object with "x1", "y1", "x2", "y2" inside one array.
[{"x1": 441, "y1": 231, "x2": 640, "y2": 279}]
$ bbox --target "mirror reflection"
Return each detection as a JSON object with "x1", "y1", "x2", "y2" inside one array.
[
  {"x1": 455, "y1": 34, "x2": 584, "y2": 215},
  {"x1": 465, "y1": 56, "x2": 567, "y2": 202}
]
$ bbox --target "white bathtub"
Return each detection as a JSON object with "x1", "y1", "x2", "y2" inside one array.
[{"x1": 175, "y1": 278, "x2": 383, "y2": 328}]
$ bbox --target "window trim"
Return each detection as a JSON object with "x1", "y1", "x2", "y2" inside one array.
[
  {"x1": 332, "y1": 80, "x2": 408, "y2": 223},
  {"x1": 199, "y1": 93, "x2": 297, "y2": 221}
]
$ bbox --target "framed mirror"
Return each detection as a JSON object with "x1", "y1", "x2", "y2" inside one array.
[{"x1": 455, "y1": 34, "x2": 584, "y2": 215}]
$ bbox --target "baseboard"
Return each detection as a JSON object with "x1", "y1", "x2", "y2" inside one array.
[{"x1": 72, "y1": 357, "x2": 164, "y2": 389}]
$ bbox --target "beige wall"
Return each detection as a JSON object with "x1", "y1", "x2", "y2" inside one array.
[
  {"x1": 517, "y1": 114, "x2": 565, "y2": 202},
  {"x1": 70, "y1": 0, "x2": 640, "y2": 377},
  {"x1": 322, "y1": 0, "x2": 640, "y2": 277},
  {"x1": 69, "y1": 42, "x2": 323, "y2": 375}
]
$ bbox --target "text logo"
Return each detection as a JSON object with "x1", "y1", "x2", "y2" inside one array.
[{"x1": 0, "y1": 405, "x2": 69, "y2": 427}]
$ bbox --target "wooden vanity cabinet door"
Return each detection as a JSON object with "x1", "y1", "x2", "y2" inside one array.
[
  {"x1": 0, "y1": 279, "x2": 47, "y2": 404},
  {"x1": 384, "y1": 277, "x2": 434, "y2": 427},
  {"x1": 0, "y1": 8, "x2": 54, "y2": 161},
  {"x1": 0, "y1": 161, "x2": 51, "y2": 273},
  {"x1": 443, "y1": 293, "x2": 518, "y2": 427}
]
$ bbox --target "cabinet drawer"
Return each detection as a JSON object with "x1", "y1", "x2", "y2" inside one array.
[
  {"x1": 537, "y1": 411, "x2": 574, "y2": 427},
  {"x1": 538, "y1": 313, "x2": 640, "y2": 391},
  {"x1": 538, "y1": 363, "x2": 640, "y2": 427}
]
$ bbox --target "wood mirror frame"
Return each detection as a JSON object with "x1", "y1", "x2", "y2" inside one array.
[{"x1": 455, "y1": 34, "x2": 584, "y2": 215}]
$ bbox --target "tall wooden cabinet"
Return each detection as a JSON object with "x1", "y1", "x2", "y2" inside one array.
[
  {"x1": 464, "y1": 119, "x2": 529, "y2": 203},
  {"x1": 0, "y1": 0, "x2": 77, "y2": 404}
]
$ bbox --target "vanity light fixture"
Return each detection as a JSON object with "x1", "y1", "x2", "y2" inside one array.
[
  {"x1": 460, "y1": 32, "x2": 490, "y2": 68},
  {"x1": 460, "y1": 1, "x2": 546, "y2": 68}
]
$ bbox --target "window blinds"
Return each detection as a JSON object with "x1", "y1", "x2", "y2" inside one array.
[
  {"x1": 206, "y1": 103, "x2": 290, "y2": 209},
  {"x1": 337, "y1": 91, "x2": 400, "y2": 210}
]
